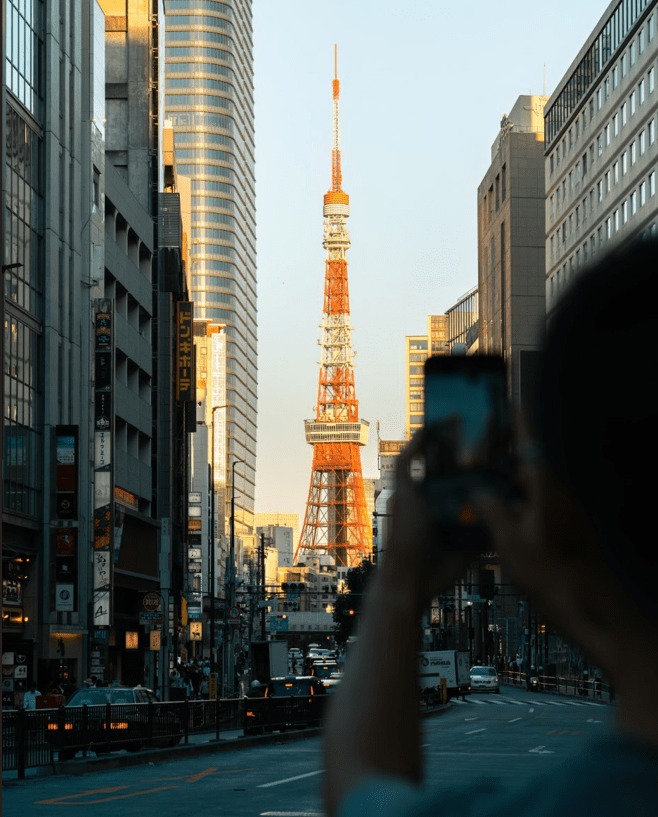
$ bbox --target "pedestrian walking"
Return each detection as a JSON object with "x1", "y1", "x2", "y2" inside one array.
[{"x1": 23, "y1": 682, "x2": 41, "y2": 710}]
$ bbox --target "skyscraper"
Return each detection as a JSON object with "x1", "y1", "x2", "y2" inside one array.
[{"x1": 164, "y1": 0, "x2": 257, "y2": 550}]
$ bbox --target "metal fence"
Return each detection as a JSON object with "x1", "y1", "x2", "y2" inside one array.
[
  {"x1": 500, "y1": 670, "x2": 611, "y2": 700},
  {"x1": 2, "y1": 697, "x2": 245, "y2": 778}
]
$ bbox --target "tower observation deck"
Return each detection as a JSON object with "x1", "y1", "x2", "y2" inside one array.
[{"x1": 295, "y1": 48, "x2": 372, "y2": 569}]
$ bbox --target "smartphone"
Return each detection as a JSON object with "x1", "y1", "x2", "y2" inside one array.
[{"x1": 422, "y1": 355, "x2": 512, "y2": 549}]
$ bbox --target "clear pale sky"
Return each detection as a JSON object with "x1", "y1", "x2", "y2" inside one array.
[{"x1": 252, "y1": 0, "x2": 608, "y2": 524}]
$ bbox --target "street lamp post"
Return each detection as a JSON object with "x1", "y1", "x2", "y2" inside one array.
[
  {"x1": 227, "y1": 457, "x2": 244, "y2": 697},
  {"x1": 209, "y1": 404, "x2": 229, "y2": 680}
]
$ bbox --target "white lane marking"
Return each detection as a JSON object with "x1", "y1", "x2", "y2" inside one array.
[
  {"x1": 420, "y1": 743, "x2": 430, "y2": 748},
  {"x1": 528, "y1": 745, "x2": 555, "y2": 754},
  {"x1": 464, "y1": 728, "x2": 487, "y2": 735},
  {"x1": 262, "y1": 813, "x2": 324, "y2": 816},
  {"x1": 258, "y1": 770, "x2": 324, "y2": 788},
  {"x1": 464, "y1": 717, "x2": 479, "y2": 721},
  {"x1": 528, "y1": 708, "x2": 535, "y2": 713},
  {"x1": 587, "y1": 718, "x2": 603, "y2": 723},
  {"x1": 508, "y1": 717, "x2": 523, "y2": 723},
  {"x1": 469, "y1": 699, "x2": 486, "y2": 705}
]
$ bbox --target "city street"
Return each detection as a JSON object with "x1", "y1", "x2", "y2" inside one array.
[{"x1": 1, "y1": 687, "x2": 613, "y2": 816}]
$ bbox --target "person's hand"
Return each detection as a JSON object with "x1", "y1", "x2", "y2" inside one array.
[{"x1": 381, "y1": 430, "x2": 473, "y2": 605}]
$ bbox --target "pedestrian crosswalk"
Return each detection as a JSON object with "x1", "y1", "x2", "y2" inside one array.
[{"x1": 453, "y1": 694, "x2": 606, "y2": 708}]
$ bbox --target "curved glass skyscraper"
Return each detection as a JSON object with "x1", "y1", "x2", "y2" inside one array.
[{"x1": 164, "y1": 0, "x2": 257, "y2": 544}]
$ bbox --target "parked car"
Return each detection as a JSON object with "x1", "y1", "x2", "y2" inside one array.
[
  {"x1": 45, "y1": 686, "x2": 183, "y2": 760},
  {"x1": 243, "y1": 676, "x2": 327, "y2": 736},
  {"x1": 469, "y1": 666, "x2": 500, "y2": 693}
]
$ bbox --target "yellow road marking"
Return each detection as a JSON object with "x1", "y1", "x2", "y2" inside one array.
[
  {"x1": 546, "y1": 730, "x2": 559, "y2": 734},
  {"x1": 36, "y1": 787, "x2": 130, "y2": 804},
  {"x1": 558, "y1": 730, "x2": 570, "y2": 735},
  {"x1": 152, "y1": 767, "x2": 253, "y2": 783},
  {"x1": 37, "y1": 785, "x2": 178, "y2": 805}
]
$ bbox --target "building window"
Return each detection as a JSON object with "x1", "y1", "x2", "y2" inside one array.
[
  {"x1": 622, "y1": 199, "x2": 628, "y2": 223},
  {"x1": 622, "y1": 150, "x2": 628, "y2": 175},
  {"x1": 640, "y1": 130, "x2": 646, "y2": 155},
  {"x1": 648, "y1": 120, "x2": 655, "y2": 145},
  {"x1": 597, "y1": 134, "x2": 603, "y2": 156},
  {"x1": 640, "y1": 181, "x2": 646, "y2": 207},
  {"x1": 621, "y1": 53, "x2": 627, "y2": 77},
  {"x1": 649, "y1": 16, "x2": 655, "y2": 42},
  {"x1": 650, "y1": 67, "x2": 655, "y2": 94},
  {"x1": 582, "y1": 197, "x2": 587, "y2": 221},
  {"x1": 495, "y1": 174, "x2": 500, "y2": 211},
  {"x1": 639, "y1": 27, "x2": 645, "y2": 54},
  {"x1": 631, "y1": 190, "x2": 637, "y2": 215},
  {"x1": 605, "y1": 123, "x2": 610, "y2": 146},
  {"x1": 582, "y1": 152, "x2": 588, "y2": 175},
  {"x1": 605, "y1": 218, "x2": 611, "y2": 239},
  {"x1": 502, "y1": 164, "x2": 507, "y2": 201},
  {"x1": 630, "y1": 41, "x2": 636, "y2": 66},
  {"x1": 597, "y1": 87, "x2": 603, "y2": 110},
  {"x1": 550, "y1": 235, "x2": 554, "y2": 257},
  {"x1": 550, "y1": 154, "x2": 554, "y2": 176},
  {"x1": 639, "y1": 79, "x2": 645, "y2": 105},
  {"x1": 622, "y1": 102, "x2": 627, "y2": 126},
  {"x1": 569, "y1": 127, "x2": 573, "y2": 149},
  {"x1": 630, "y1": 91, "x2": 636, "y2": 116},
  {"x1": 614, "y1": 209, "x2": 619, "y2": 231},
  {"x1": 569, "y1": 170, "x2": 573, "y2": 191},
  {"x1": 604, "y1": 77, "x2": 610, "y2": 100},
  {"x1": 576, "y1": 205, "x2": 580, "y2": 226},
  {"x1": 650, "y1": 171, "x2": 656, "y2": 197},
  {"x1": 613, "y1": 161, "x2": 619, "y2": 184},
  {"x1": 605, "y1": 171, "x2": 611, "y2": 193},
  {"x1": 613, "y1": 65, "x2": 619, "y2": 89},
  {"x1": 630, "y1": 140, "x2": 637, "y2": 165},
  {"x1": 613, "y1": 113, "x2": 619, "y2": 136},
  {"x1": 597, "y1": 180, "x2": 603, "y2": 202}
]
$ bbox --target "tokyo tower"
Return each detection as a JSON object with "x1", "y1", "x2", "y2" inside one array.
[{"x1": 295, "y1": 48, "x2": 372, "y2": 569}]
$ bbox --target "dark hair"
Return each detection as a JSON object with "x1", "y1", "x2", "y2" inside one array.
[{"x1": 534, "y1": 236, "x2": 658, "y2": 620}]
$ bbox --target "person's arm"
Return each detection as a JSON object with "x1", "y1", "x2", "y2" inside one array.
[{"x1": 323, "y1": 434, "x2": 470, "y2": 817}]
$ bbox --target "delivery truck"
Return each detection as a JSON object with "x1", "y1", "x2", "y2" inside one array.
[
  {"x1": 250, "y1": 640, "x2": 289, "y2": 683},
  {"x1": 418, "y1": 649, "x2": 471, "y2": 700}
]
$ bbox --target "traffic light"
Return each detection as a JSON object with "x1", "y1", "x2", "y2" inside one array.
[{"x1": 281, "y1": 582, "x2": 306, "y2": 592}]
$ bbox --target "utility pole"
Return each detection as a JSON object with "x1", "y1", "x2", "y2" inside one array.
[
  {"x1": 209, "y1": 404, "x2": 228, "y2": 685},
  {"x1": 228, "y1": 457, "x2": 243, "y2": 696},
  {"x1": 260, "y1": 532, "x2": 267, "y2": 641}
]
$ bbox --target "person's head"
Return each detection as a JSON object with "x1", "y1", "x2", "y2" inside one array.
[{"x1": 496, "y1": 238, "x2": 658, "y2": 680}]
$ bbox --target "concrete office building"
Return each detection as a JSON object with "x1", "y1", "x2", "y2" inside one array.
[
  {"x1": 164, "y1": 0, "x2": 257, "y2": 554},
  {"x1": 477, "y1": 95, "x2": 548, "y2": 405},
  {"x1": 2, "y1": 0, "x2": 103, "y2": 702},
  {"x1": 545, "y1": 0, "x2": 658, "y2": 316},
  {"x1": 404, "y1": 315, "x2": 448, "y2": 440}
]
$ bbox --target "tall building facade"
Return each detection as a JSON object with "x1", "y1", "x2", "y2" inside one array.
[
  {"x1": 544, "y1": 0, "x2": 658, "y2": 316},
  {"x1": 477, "y1": 95, "x2": 547, "y2": 405},
  {"x1": 164, "y1": 0, "x2": 257, "y2": 555},
  {"x1": 404, "y1": 315, "x2": 447, "y2": 439},
  {"x1": 3, "y1": 0, "x2": 101, "y2": 701}
]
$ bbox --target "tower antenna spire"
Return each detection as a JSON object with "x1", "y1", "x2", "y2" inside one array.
[
  {"x1": 296, "y1": 51, "x2": 371, "y2": 569},
  {"x1": 331, "y1": 44, "x2": 342, "y2": 192}
]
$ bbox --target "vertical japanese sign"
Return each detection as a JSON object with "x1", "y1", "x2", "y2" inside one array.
[
  {"x1": 176, "y1": 302, "x2": 194, "y2": 400},
  {"x1": 54, "y1": 426, "x2": 79, "y2": 612},
  {"x1": 93, "y1": 301, "x2": 114, "y2": 627}
]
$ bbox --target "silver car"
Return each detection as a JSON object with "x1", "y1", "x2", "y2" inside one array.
[{"x1": 469, "y1": 665, "x2": 500, "y2": 693}]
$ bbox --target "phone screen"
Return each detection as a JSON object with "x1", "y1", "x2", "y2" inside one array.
[{"x1": 424, "y1": 369, "x2": 506, "y2": 472}]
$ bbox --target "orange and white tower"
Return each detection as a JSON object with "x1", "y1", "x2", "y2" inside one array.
[{"x1": 295, "y1": 48, "x2": 372, "y2": 568}]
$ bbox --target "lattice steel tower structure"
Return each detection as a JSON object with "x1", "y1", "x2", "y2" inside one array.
[{"x1": 295, "y1": 49, "x2": 372, "y2": 569}]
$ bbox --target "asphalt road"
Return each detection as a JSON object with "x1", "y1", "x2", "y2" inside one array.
[{"x1": 1, "y1": 686, "x2": 613, "y2": 816}]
